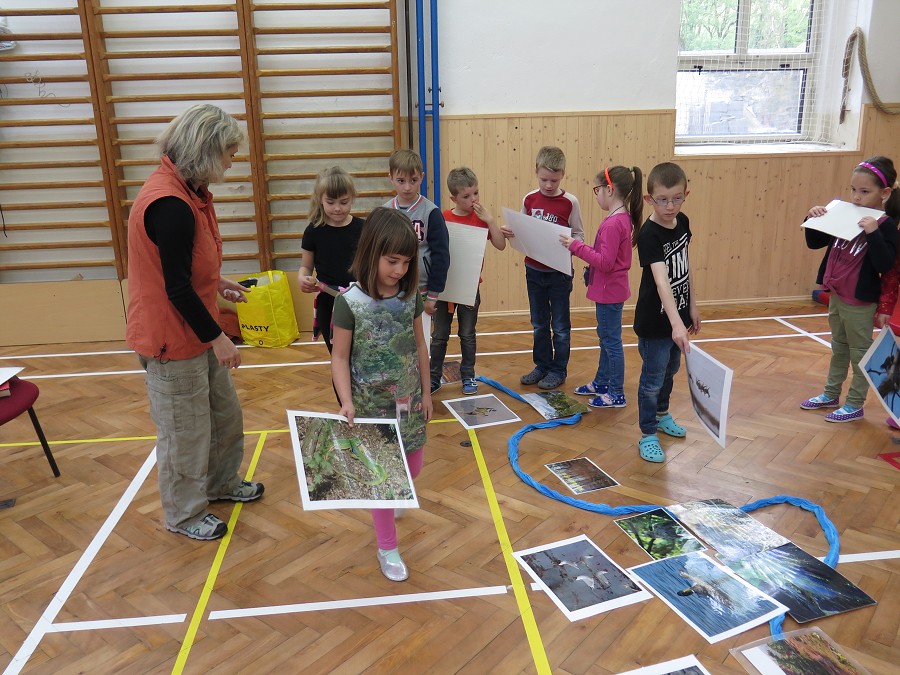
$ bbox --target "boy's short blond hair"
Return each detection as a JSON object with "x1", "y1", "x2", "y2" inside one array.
[
  {"x1": 535, "y1": 145, "x2": 566, "y2": 173},
  {"x1": 646, "y1": 162, "x2": 688, "y2": 194},
  {"x1": 446, "y1": 166, "x2": 478, "y2": 196},
  {"x1": 389, "y1": 148, "x2": 423, "y2": 176}
]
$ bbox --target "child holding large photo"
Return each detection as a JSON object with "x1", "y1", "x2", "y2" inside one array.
[
  {"x1": 331, "y1": 207, "x2": 433, "y2": 582},
  {"x1": 633, "y1": 162, "x2": 699, "y2": 463}
]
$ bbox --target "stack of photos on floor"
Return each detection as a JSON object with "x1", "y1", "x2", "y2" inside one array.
[
  {"x1": 513, "y1": 497, "x2": 875, "y2": 653},
  {"x1": 665, "y1": 499, "x2": 875, "y2": 624}
]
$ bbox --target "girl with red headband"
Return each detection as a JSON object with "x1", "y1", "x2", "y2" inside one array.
[
  {"x1": 560, "y1": 165, "x2": 643, "y2": 409},
  {"x1": 801, "y1": 156, "x2": 899, "y2": 423}
]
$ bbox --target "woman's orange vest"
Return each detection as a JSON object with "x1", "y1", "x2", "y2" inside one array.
[{"x1": 126, "y1": 156, "x2": 222, "y2": 361}]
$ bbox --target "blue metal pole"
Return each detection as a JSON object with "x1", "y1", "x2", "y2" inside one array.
[
  {"x1": 430, "y1": 0, "x2": 441, "y2": 206},
  {"x1": 415, "y1": 0, "x2": 428, "y2": 197}
]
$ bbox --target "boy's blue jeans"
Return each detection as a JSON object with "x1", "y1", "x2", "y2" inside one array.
[
  {"x1": 593, "y1": 302, "x2": 625, "y2": 396},
  {"x1": 430, "y1": 291, "x2": 480, "y2": 381},
  {"x1": 637, "y1": 336, "x2": 682, "y2": 435},
  {"x1": 526, "y1": 266, "x2": 572, "y2": 378}
]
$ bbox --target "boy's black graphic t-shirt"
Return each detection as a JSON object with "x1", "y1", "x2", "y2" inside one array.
[{"x1": 634, "y1": 212, "x2": 693, "y2": 339}]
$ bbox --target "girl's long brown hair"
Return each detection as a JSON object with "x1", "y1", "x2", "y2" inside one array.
[{"x1": 351, "y1": 207, "x2": 419, "y2": 299}]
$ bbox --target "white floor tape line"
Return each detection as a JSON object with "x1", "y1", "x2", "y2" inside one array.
[
  {"x1": 3, "y1": 449, "x2": 156, "y2": 675},
  {"x1": 208, "y1": 586, "x2": 509, "y2": 621}
]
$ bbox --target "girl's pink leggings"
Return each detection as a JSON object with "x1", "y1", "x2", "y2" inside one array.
[{"x1": 371, "y1": 447, "x2": 423, "y2": 550}]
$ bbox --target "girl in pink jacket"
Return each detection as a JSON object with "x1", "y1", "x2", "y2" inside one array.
[{"x1": 561, "y1": 165, "x2": 643, "y2": 407}]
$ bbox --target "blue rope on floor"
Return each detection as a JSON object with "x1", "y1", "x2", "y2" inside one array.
[{"x1": 477, "y1": 375, "x2": 842, "y2": 639}]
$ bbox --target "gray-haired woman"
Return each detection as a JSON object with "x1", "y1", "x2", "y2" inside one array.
[{"x1": 126, "y1": 104, "x2": 264, "y2": 540}]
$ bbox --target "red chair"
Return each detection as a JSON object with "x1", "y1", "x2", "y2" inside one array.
[{"x1": 0, "y1": 376, "x2": 60, "y2": 477}]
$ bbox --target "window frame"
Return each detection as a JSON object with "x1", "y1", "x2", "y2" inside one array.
[{"x1": 676, "y1": 0, "x2": 824, "y2": 144}]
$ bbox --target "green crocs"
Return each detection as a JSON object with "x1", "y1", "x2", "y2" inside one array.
[
  {"x1": 638, "y1": 435, "x2": 665, "y2": 463},
  {"x1": 656, "y1": 413, "x2": 686, "y2": 438}
]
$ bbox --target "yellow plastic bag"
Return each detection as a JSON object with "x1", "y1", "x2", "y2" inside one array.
[{"x1": 235, "y1": 271, "x2": 300, "y2": 348}]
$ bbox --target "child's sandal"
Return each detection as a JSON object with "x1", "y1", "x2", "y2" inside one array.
[
  {"x1": 638, "y1": 435, "x2": 665, "y2": 463},
  {"x1": 656, "y1": 413, "x2": 686, "y2": 438}
]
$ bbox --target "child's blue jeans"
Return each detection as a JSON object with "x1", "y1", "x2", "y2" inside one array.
[
  {"x1": 593, "y1": 302, "x2": 625, "y2": 396},
  {"x1": 637, "y1": 336, "x2": 682, "y2": 435},
  {"x1": 525, "y1": 267, "x2": 572, "y2": 378}
]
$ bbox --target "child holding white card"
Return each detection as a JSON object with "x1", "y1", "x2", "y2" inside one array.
[
  {"x1": 801, "y1": 156, "x2": 899, "y2": 422},
  {"x1": 429, "y1": 167, "x2": 506, "y2": 396}
]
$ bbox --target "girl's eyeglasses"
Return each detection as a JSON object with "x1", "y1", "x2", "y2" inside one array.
[
  {"x1": 592, "y1": 185, "x2": 605, "y2": 196},
  {"x1": 649, "y1": 195, "x2": 686, "y2": 206}
]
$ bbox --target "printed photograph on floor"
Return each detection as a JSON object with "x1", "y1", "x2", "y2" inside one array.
[
  {"x1": 441, "y1": 360, "x2": 462, "y2": 384},
  {"x1": 513, "y1": 534, "x2": 651, "y2": 621},
  {"x1": 724, "y1": 542, "x2": 876, "y2": 623},
  {"x1": 443, "y1": 393, "x2": 521, "y2": 429},
  {"x1": 629, "y1": 551, "x2": 787, "y2": 643},
  {"x1": 667, "y1": 498, "x2": 790, "y2": 559},
  {"x1": 545, "y1": 457, "x2": 617, "y2": 494},
  {"x1": 288, "y1": 410, "x2": 418, "y2": 511},
  {"x1": 523, "y1": 390, "x2": 590, "y2": 420},
  {"x1": 731, "y1": 626, "x2": 871, "y2": 675},
  {"x1": 615, "y1": 508, "x2": 706, "y2": 560},
  {"x1": 618, "y1": 654, "x2": 711, "y2": 675}
]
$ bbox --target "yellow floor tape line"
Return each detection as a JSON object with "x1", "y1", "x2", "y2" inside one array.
[
  {"x1": 467, "y1": 428, "x2": 551, "y2": 675},
  {"x1": 171, "y1": 431, "x2": 267, "y2": 675}
]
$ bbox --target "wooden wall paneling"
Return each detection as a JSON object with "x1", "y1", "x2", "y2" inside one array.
[
  {"x1": 0, "y1": 279, "x2": 125, "y2": 345},
  {"x1": 0, "y1": 5, "x2": 117, "y2": 283},
  {"x1": 485, "y1": 116, "x2": 512, "y2": 313},
  {"x1": 859, "y1": 105, "x2": 900, "y2": 160}
]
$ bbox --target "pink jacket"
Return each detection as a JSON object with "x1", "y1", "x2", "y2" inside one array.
[{"x1": 569, "y1": 211, "x2": 632, "y2": 304}]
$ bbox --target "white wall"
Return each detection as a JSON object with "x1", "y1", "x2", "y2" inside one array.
[
  {"x1": 435, "y1": 0, "x2": 680, "y2": 115},
  {"x1": 433, "y1": 0, "x2": 899, "y2": 139},
  {"x1": 863, "y1": 0, "x2": 900, "y2": 103}
]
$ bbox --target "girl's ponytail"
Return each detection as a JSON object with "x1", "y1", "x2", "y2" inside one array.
[
  {"x1": 627, "y1": 166, "x2": 644, "y2": 244},
  {"x1": 597, "y1": 165, "x2": 643, "y2": 247}
]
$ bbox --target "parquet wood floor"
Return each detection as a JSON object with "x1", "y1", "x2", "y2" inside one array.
[{"x1": 0, "y1": 300, "x2": 898, "y2": 674}]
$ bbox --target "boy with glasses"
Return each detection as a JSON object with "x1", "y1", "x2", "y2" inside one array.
[{"x1": 632, "y1": 162, "x2": 700, "y2": 463}]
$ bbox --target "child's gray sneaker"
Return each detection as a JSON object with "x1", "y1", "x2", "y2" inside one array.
[
  {"x1": 214, "y1": 480, "x2": 264, "y2": 502},
  {"x1": 166, "y1": 513, "x2": 227, "y2": 541}
]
